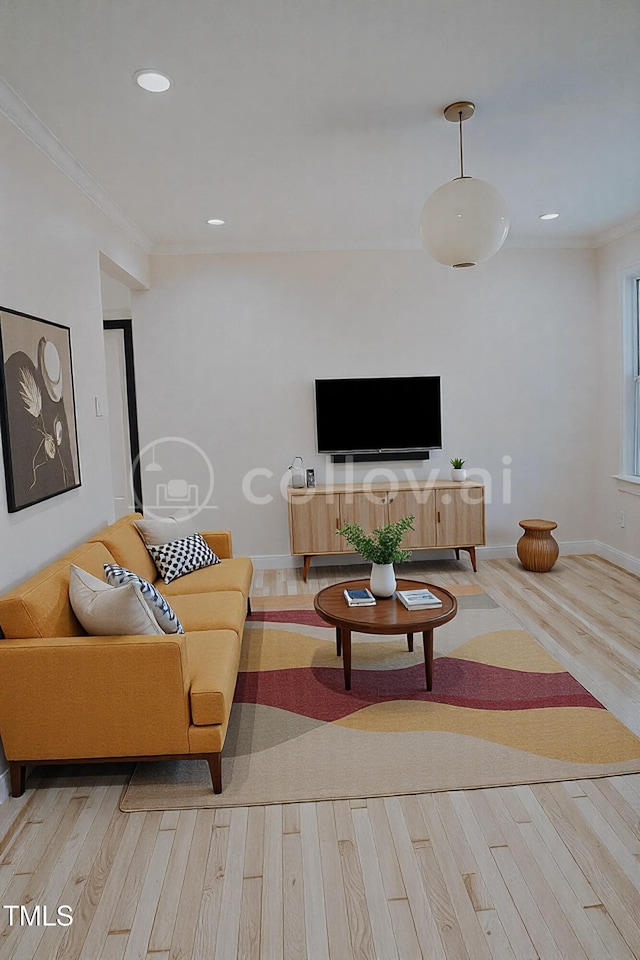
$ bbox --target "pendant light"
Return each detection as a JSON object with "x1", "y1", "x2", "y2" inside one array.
[{"x1": 419, "y1": 102, "x2": 509, "y2": 267}]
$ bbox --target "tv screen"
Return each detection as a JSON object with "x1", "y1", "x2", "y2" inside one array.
[{"x1": 315, "y1": 376, "x2": 441, "y2": 458}]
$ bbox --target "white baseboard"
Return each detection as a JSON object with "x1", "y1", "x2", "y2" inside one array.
[
  {"x1": 593, "y1": 540, "x2": 640, "y2": 577},
  {"x1": 0, "y1": 766, "x2": 10, "y2": 805},
  {"x1": 251, "y1": 541, "x2": 600, "y2": 570}
]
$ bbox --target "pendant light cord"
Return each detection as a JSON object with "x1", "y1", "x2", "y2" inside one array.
[{"x1": 458, "y1": 110, "x2": 464, "y2": 178}]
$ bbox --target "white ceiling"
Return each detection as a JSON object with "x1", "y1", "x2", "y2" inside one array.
[{"x1": 1, "y1": 0, "x2": 639, "y2": 254}]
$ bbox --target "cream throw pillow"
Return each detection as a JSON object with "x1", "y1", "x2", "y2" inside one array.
[
  {"x1": 69, "y1": 565, "x2": 163, "y2": 636},
  {"x1": 135, "y1": 515, "x2": 200, "y2": 546}
]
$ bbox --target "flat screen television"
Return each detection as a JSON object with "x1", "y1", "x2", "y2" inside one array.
[{"x1": 315, "y1": 376, "x2": 441, "y2": 461}]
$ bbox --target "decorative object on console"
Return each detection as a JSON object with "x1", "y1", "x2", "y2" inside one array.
[
  {"x1": 517, "y1": 519, "x2": 559, "y2": 573},
  {"x1": 146, "y1": 532, "x2": 220, "y2": 584},
  {"x1": 289, "y1": 455, "x2": 305, "y2": 488},
  {"x1": 103, "y1": 563, "x2": 184, "y2": 634},
  {"x1": 450, "y1": 457, "x2": 467, "y2": 481},
  {"x1": 306, "y1": 468, "x2": 316, "y2": 488},
  {"x1": 337, "y1": 515, "x2": 415, "y2": 598},
  {"x1": 0, "y1": 307, "x2": 81, "y2": 512},
  {"x1": 419, "y1": 102, "x2": 509, "y2": 268}
]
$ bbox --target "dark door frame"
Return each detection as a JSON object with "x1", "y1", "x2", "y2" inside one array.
[{"x1": 103, "y1": 319, "x2": 143, "y2": 512}]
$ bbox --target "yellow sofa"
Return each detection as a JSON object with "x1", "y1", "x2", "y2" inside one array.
[{"x1": 0, "y1": 513, "x2": 253, "y2": 797}]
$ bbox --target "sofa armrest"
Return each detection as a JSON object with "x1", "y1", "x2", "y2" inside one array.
[
  {"x1": 201, "y1": 530, "x2": 233, "y2": 559},
  {"x1": 0, "y1": 633, "x2": 192, "y2": 760}
]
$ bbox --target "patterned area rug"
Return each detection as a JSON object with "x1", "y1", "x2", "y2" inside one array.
[{"x1": 120, "y1": 587, "x2": 640, "y2": 810}]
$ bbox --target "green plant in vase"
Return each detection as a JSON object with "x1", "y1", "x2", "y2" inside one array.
[
  {"x1": 450, "y1": 457, "x2": 467, "y2": 481},
  {"x1": 337, "y1": 515, "x2": 415, "y2": 597}
]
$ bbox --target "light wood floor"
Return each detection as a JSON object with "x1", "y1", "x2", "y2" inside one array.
[{"x1": 2, "y1": 555, "x2": 640, "y2": 960}]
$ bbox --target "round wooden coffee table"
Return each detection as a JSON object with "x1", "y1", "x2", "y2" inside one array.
[{"x1": 314, "y1": 579, "x2": 458, "y2": 691}]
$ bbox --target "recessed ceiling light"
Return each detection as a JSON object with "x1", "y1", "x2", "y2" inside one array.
[
  {"x1": 539, "y1": 212, "x2": 560, "y2": 220},
  {"x1": 134, "y1": 69, "x2": 172, "y2": 93},
  {"x1": 206, "y1": 219, "x2": 225, "y2": 226}
]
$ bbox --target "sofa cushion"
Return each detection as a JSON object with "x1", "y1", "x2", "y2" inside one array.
[
  {"x1": 69, "y1": 566, "x2": 163, "y2": 636},
  {"x1": 186, "y1": 630, "x2": 241, "y2": 726},
  {"x1": 88, "y1": 513, "x2": 158, "y2": 584},
  {"x1": 135, "y1": 515, "x2": 200, "y2": 545},
  {"x1": 146, "y1": 533, "x2": 220, "y2": 584},
  {"x1": 169, "y1": 591, "x2": 246, "y2": 636},
  {"x1": 104, "y1": 564, "x2": 184, "y2": 635},
  {"x1": 160, "y1": 557, "x2": 253, "y2": 598}
]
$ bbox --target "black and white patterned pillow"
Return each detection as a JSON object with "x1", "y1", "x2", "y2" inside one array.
[
  {"x1": 103, "y1": 563, "x2": 184, "y2": 634},
  {"x1": 146, "y1": 533, "x2": 220, "y2": 584}
]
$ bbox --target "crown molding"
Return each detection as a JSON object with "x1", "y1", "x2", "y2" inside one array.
[
  {"x1": 593, "y1": 210, "x2": 640, "y2": 248},
  {"x1": 0, "y1": 76, "x2": 152, "y2": 254}
]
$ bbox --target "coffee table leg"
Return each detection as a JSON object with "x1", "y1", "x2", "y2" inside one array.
[
  {"x1": 336, "y1": 627, "x2": 342, "y2": 657},
  {"x1": 343, "y1": 629, "x2": 352, "y2": 690},
  {"x1": 422, "y1": 629, "x2": 434, "y2": 691},
  {"x1": 407, "y1": 632, "x2": 414, "y2": 652}
]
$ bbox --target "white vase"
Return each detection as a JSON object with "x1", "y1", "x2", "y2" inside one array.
[
  {"x1": 451, "y1": 468, "x2": 467, "y2": 482},
  {"x1": 370, "y1": 562, "x2": 396, "y2": 598}
]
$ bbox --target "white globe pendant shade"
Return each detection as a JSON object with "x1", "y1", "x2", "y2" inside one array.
[{"x1": 420, "y1": 176, "x2": 509, "y2": 267}]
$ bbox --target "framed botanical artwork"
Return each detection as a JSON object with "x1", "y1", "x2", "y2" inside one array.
[{"x1": 0, "y1": 307, "x2": 81, "y2": 512}]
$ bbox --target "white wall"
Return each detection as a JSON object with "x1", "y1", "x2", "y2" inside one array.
[
  {"x1": 132, "y1": 247, "x2": 599, "y2": 561},
  {"x1": 0, "y1": 115, "x2": 149, "y2": 593},
  {"x1": 594, "y1": 225, "x2": 640, "y2": 570}
]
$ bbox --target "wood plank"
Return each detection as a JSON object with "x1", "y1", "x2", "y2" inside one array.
[
  {"x1": 365, "y1": 797, "x2": 406, "y2": 901},
  {"x1": 351, "y1": 806, "x2": 399, "y2": 960},
  {"x1": 487, "y1": 790, "x2": 589, "y2": 960},
  {"x1": 449, "y1": 792, "x2": 538, "y2": 960},
  {"x1": 533, "y1": 782, "x2": 640, "y2": 950},
  {"x1": 213, "y1": 806, "x2": 248, "y2": 960},
  {"x1": 109, "y1": 811, "x2": 163, "y2": 935},
  {"x1": 337, "y1": 836, "x2": 375, "y2": 960},
  {"x1": 261, "y1": 805, "x2": 284, "y2": 960},
  {"x1": 316, "y1": 803, "x2": 352, "y2": 960},
  {"x1": 384, "y1": 797, "x2": 446, "y2": 960},
  {"x1": 418, "y1": 793, "x2": 493, "y2": 960},
  {"x1": 148, "y1": 808, "x2": 198, "y2": 952},
  {"x1": 237, "y1": 876, "x2": 262, "y2": 960},
  {"x1": 514, "y1": 785, "x2": 602, "y2": 909},
  {"x1": 283, "y1": 831, "x2": 307, "y2": 960},
  {"x1": 299, "y1": 803, "x2": 329, "y2": 960},
  {"x1": 169, "y1": 809, "x2": 215, "y2": 960},
  {"x1": 432, "y1": 792, "x2": 493, "y2": 913},
  {"x1": 56, "y1": 808, "x2": 144, "y2": 960},
  {"x1": 122, "y1": 828, "x2": 175, "y2": 960}
]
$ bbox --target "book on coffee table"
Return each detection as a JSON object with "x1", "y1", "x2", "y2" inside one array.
[
  {"x1": 396, "y1": 588, "x2": 442, "y2": 610},
  {"x1": 343, "y1": 587, "x2": 376, "y2": 606}
]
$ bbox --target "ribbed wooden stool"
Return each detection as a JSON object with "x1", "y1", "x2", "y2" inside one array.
[{"x1": 516, "y1": 519, "x2": 559, "y2": 572}]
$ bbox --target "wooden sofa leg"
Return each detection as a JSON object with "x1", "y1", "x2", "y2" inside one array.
[
  {"x1": 207, "y1": 754, "x2": 222, "y2": 794},
  {"x1": 9, "y1": 762, "x2": 26, "y2": 798}
]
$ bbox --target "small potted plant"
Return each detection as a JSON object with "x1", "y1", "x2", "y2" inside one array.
[
  {"x1": 450, "y1": 458, "x2": 467, "y2": 482},
  {"x1": 337, "y1": 515, "x2": 415, "y2": 597}
]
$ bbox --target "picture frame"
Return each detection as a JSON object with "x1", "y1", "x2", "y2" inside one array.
[{"x1": 0, "y1": 307, "x2": 81, "y2": 512}]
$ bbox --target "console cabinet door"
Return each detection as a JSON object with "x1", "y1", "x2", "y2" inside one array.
[
  {"x1": 387, "y1": 489, "x2": 437, "y2": 547},
  {"x1": 289, "y1": 493, "x2": 340, "y2": 554},
  {"x1": 339, "y1": 493, "x2": 387, "y2": 553},
  {"x1": 436, "y1": 488, "x2": 484, "y2": 546}
]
